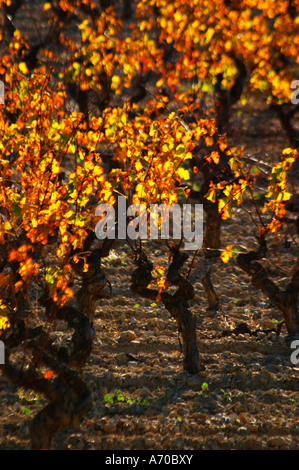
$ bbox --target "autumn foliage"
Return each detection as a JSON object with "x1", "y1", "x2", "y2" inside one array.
[{"x1": 0, "y1": 0, "x2": 298, "y2": 449}]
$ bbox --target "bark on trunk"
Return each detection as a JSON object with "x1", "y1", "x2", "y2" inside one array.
[
  {"x1": 201, "y1": 268, "x2": 220, "y2": 311},
  {"x1": 202, "y1": 202, "x2": 222, "y2": 258},
  {"x1": 0, "y1": 240, "x2": 112, "y2": 449},
  {"x1": 237, "y1": 236, "x2": 299, "y2": 337},
  {"x1": 131, "y1": 249, "x2": 200, "y2": 374}
]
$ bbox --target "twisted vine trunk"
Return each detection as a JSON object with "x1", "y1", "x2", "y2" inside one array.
[
  {"x1": 3, "y1": 346, "x2": 92, "y2": 450},
  {"x1": 2, "y1": 306, "x2": 93, "y2": 449},
  {"x1": 237, "y1": 236, "x2": 299, "y2": 337},
  {"x1": 0, "y1": 238, "x2": 112, "y2": 449},
  {"x1": 131, "y1": 249, "x2": 200, "y2": 374}
]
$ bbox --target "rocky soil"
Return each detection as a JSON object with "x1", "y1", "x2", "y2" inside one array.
[{"x1": 0, "y1": 204, "x2": 298, "y2": 450}]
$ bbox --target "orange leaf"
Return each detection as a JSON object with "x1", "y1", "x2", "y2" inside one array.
[{"x1": 44, "y1": 370, "x2": 54, "y2": 379}]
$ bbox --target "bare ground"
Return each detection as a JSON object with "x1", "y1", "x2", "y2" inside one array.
[{"x1": 0, "y1": 209, "x2": 298, "y2": 450}]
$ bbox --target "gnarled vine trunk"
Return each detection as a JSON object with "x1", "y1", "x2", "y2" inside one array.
[
  {"x1": 131, "y1": 248, "x2": 200, "y2": 374},
  {"x1": 0, "y1": 238, "x2": 112, "y2": 449},
  {"x1": 237, "y1": 236, "x2": 299, "y2": 337}
]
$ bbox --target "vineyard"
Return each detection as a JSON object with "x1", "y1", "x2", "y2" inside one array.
[{"x1": 0, "y1": 0, "x2": 298, "y2": 451}]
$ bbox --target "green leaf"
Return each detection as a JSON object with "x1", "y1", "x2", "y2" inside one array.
[
  {"x1": 114, "y1": 390, "x2": 125, "y2": 402},
  {"x1": 127, "y1": 398, "x2": 135, "y2": 405},
  {"x1": 201, "y1": 382, "x2": 209, "y2": 391},
  {"x1": 45, "y1": 267, "x2": 57, "y2": 285},
  {"x1": 142, "y1": 399, "x2": 149, "y2": 406},
  {"x1": 12, "y1": 201, "x2": 21, "y2": 218},
  {"x1": 104, "y1": 394, "x2": 113, "y2": 404}
]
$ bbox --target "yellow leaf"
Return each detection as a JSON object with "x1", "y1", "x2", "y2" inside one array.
[
  {"x1": 174, "y1": 144, "x2": 185, "y2": 157},
  {"x1": 4, "y1": 221, "x2": 12, "y2": 231},
  {"x1": 135, "y1": 183, "x2": 145, "y2": 198},
  {"x1": 219, "y1": 198, "x2": 232, "y2": 219},
  {"x1": 19, "y1": 62, "x2": 28, "y2": 74},
  {"x1": 0, "y1": 315, "x2": 10, "y2": 330},
  {"x1": 206, "y1": 28, "x2": 214, "y2": 43},
  {"x1": 282, "y1": 148, "x2": 293, "y2": 155},
  {"x1": 52, "y1": 160, "x2": 60, "y2": 174},
  {"x1": 206, "y1": 187, "x2": 216, "y2": 203},
  {"x1": 221, "y1": 245, "x2": 233, "y2": 264},
  {"x1": 210, "y1": 151, "x2": 220, "y2": 164},
  {"x1": 282, "y1": 191, "x2": 292, "y2": 201},
  {"x1": 154, "y1": 265, "x2": 165, "y2": 276},
  {"x1": 135, "y1": 160, "x2": 143, "y2": 172},
  {"x1": 111, "y1": 75, "x2": 121, "y2": 91},
  {"x1": 177, "y1": 167, "x2": 189, "y2": 181}
]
